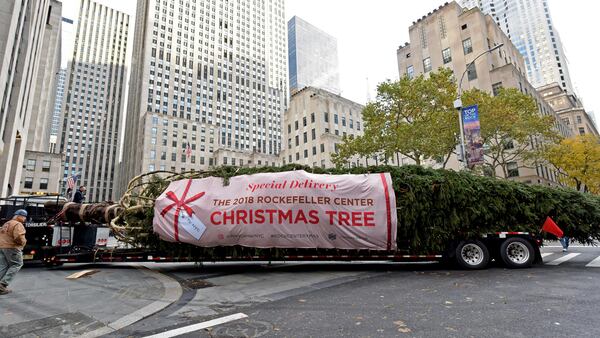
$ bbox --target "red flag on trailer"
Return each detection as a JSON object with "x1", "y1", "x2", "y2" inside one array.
[{"x1": 541, "y1": 217, "x2": 564, "y2": 238}]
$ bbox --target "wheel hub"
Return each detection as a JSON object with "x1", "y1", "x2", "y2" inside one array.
[
  {"x1": 506, "y1": 242, "x2": 529, "y2": 264},
  {"x1": 461, "y1": 243, "x2": 484, "y2": 266}
]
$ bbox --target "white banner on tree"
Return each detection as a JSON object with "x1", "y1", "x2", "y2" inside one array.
[{"x1": 153, "y1": 170, "x2": 397, "y2": 250}]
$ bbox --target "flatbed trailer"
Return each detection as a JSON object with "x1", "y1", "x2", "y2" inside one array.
[{"x1": 48, "y1": 231, "x2": 543, "y2": 269}]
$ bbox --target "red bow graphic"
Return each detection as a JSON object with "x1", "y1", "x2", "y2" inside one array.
[{"x1": 160, "y1": 179, "x2": 205, "y2": 241}]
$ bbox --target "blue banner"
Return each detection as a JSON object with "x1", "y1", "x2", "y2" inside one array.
[{"x1": 461, "y1": 105, "x2": 484, "y2": 166}]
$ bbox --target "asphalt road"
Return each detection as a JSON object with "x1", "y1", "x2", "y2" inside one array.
[{"x1": 1, "y1": 244, "x2": 599, "y2": 338}]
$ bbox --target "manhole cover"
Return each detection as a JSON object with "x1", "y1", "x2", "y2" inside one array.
[{"x1": 183, "y1": 278, "x2": 215, "y2": 289}]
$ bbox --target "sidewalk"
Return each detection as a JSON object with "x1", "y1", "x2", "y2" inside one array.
[{"x1": 0, "y1": 264, "x2": 172, "y2": 337}]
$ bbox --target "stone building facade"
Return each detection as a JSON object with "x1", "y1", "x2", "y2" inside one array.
[{"x1": 281, "y1": 87, "x2": 364, "y2": 168}]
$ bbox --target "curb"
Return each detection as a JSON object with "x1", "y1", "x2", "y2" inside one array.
[{"x1": 77, "y1": 265, "x2": 183, "y2": 338}]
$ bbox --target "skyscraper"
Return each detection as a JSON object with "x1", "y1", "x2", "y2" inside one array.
[
  {"x1": 59, "y1": 0, "x2": 130, "y2": 201},
  {"x1": 119, "y1": 0, "x2": 288, "y2": 196},
  {"x1": 288, "y1": 16, "x2": 340, "y2": 94},
  {"x1": 26, "y1": 0, "x2": 63, "y2": 154},
  {"x1": 460, "y1": 0, "x2": 574, "y2": 93},
  {"x1": 0, "y1": 0, "x2": 57, "y2": 197}
]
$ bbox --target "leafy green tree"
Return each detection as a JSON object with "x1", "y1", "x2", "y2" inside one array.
[
  {"x1": 333, "y1": 68, "x2": 458, "y2": 167},
  {"x1": 461, "y1": 88, "x2": 559, "y2": 177}
]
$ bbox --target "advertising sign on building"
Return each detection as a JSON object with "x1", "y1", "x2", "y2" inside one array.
[
  {"x1": 462, "y1": 104, "x2": 484, "y2": 167},
  {"x1": 153, "y1": 170, "x2": 397, "y2": 250}
]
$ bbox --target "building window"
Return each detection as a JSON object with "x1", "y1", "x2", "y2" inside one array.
[
  {"x1": 442, "y1": 48, "x2": 451, "y2": 64},
  {"x1": 507, "y1": 162, "x2": 519, "y2": 177},
  {"x1": 576, "y1": 116, "x2": 582, "y2": 124},
  {"x1": 42, "y1": 160, "x2": 51, "y2": 172},
  {"x1": 463, "y1": 38, "x2": 473, "y2": 55},
  {"x1": 311, "y1": 113, "x2": 315, "y2": 123},
  {"x1": 492, "y1": 82, "x2": 503, "y2": 96},
  {"x1": 579, "y1": 127, "x2": 585, "y2": 135},
  {"x1": 334, "y1": 114, "x2": 338, "y2": 124},
  {"x1": 467, "y1": 63, "x2": 477, "y2": 81},
  {"x1": 26, "y1": 159, "x2": 36, "y2": 171},
  {"x1": 562, "y1": 118, "x2": 570, "y2": 125},
  {"x1": 320, "y1": 144, "x2": 325, "y2": 153},
  {"x1": 324, "y1": 112, "x2": 329, "y2": 123},
  {"x1": 24, "y1": 177, "x2": 33, "y2": 189},
  {"x1": 38, "y1": 178, "x2": 49, "y2": 190},
  {"x1": 311, "y1": 129, "x2": 316, "y2": 140},
  {"x1": 406, "y1": 65, "x2": 414, "y2": 79},
  {"x1": 423, "y1": 57, "x2": 432, "y2": 73}
]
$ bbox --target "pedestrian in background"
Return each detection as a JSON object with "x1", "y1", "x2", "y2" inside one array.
[
  {"x1": 0, "y1": 209, "x2": 28, "y2": 295},
  {"x1": 73, "y1": 185, "x2": 86, "y2": 203},
  {"x1": 560, "y1": 236, "x2": 570, "y2": 252}
]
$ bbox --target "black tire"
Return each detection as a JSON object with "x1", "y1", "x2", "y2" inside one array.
[
  {"x1": 500, "y1": 237, "x2": 535, "y2": 268},
  {"x1": 455, "y1": 240, "x2": 490, "y2": 269}
]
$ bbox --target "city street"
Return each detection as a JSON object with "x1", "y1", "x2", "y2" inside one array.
[{"x1": 1, "y1": 244, "x2": 599, "y2": 337}]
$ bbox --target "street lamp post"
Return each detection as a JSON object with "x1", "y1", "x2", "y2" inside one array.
[{"x1": 453, "y1": 43, "x2": 504, "y2": 169}]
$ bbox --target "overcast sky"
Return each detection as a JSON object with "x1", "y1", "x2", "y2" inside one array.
[{"x1": 59, "y1": 0, "x2": 599, "y2": 123}]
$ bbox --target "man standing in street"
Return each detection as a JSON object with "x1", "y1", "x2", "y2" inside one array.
[
  {"x1": 0, "y1": 209, "x2": 28, "y2": 295},
  {"x1": 73, "y1": 186, "x2": 86, "y2": 203}
]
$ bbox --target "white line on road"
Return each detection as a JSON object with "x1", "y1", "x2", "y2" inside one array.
[
  {"x1": 543, "y1": 246, "x2": 595, "y2": 248},
  {"x1": 547, "y1": 253, "x2": 580, "y2": 265},
  {"x1": 585, "y1": 256, "x2": 600, "y2": 268},
  {"x1": 541, "y1": 253, "x2": 553, "y2": 258},
  {"x1": 143, "y1": 313, "x2": 248, "y2": 338}
]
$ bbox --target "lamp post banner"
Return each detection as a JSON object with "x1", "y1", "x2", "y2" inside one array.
[
  {"x1": 462, "y1": 104, "x2": 484, "y2": 166},
  {"x1": 153, "y1": 170, "x2": 397, "y2": 251}
]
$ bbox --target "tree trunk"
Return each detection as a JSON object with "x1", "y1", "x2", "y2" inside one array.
[{"x1": 44, "y1": 201, "x2": 123, "y2": 224}]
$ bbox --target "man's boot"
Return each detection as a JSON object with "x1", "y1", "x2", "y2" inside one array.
[{"x1": 0, "y1": 282, "x2": 10, "y2": 295}]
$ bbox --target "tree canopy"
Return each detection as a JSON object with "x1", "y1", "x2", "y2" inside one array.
[
  {"x1": 332, "y1": 68, "x2": 457, "y2": 167},
  {"x1": 545, "y1": 134, "x2": 600, "y2": 193},
  {"x1": 461, "y1": 87, "x2": 559, "y2": 177},
  {"x1": 333, "y1": 69, "x2": 559, "y2": 177}
]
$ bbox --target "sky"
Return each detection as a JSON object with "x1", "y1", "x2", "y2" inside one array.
[
  {"x1": 59, "y1": 0, "x2": 599, "y2": 123},
  {"x1": 286, "y1": 0, "x2": 600, "y2": 123}
]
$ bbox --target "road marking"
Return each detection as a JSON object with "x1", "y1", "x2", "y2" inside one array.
[
  {"x1": 546, "y1": 253, "x2": 580, "y2": 265},
  {"x1": 585, "y1": 256, "x2": 600, "y2": 268},
  {"x1": 78, "y1": 265, "x2": 183, "y2": 338},
  {"x1": 541, "y1": 253, "x2": 553, "y2": 258},
  {"x1": 143, "y1": 313, "x2": 248, "y2": 338}
]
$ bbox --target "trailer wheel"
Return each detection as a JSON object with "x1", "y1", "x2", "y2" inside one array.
[
  {"x1": 500, "y1": 238, "x2": 535, "y2": 268},
  {"x1": 455, "y1": 240, "x2": 490, "y2": 269}
]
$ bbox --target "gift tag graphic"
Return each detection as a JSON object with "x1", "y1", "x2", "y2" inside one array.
[{"x1": 178, "y1": 210, "x2": 206, "y2": 240}]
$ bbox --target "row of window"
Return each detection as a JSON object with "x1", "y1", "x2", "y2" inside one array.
[
  {"x1": 25, "y1": 159, "x2": 52, "y2": 172},
  {"x1": 23, "y1": 177, "x2": 49, "y2": 190}
]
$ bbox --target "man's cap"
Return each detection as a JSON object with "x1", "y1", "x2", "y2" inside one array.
[{"x1": 14, "y1": 209, "x2": 28, "y2": 217}]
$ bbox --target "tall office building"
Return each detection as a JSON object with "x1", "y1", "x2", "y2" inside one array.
[
  {"x1": 119, "y1": 0, "x2": 288, "y2": 196},
  {"x1": 0, "y1": 0, "x2": 56, "y2": 197},
  {"x1": 59, "y1": 0, "x2": 130, "y2": 201},
  {"x1": 397, "y1": 2, "x2": 570, "y2": 185},
  {"x1": 288, "y1": 16, "x2": 340, "y2": 94},
  {"x1": 26, "y1": 0, "x2": 62, "y2": 154},
  {"x1": 460, "y1": 0, "x2": 573, "y2": 93}
]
